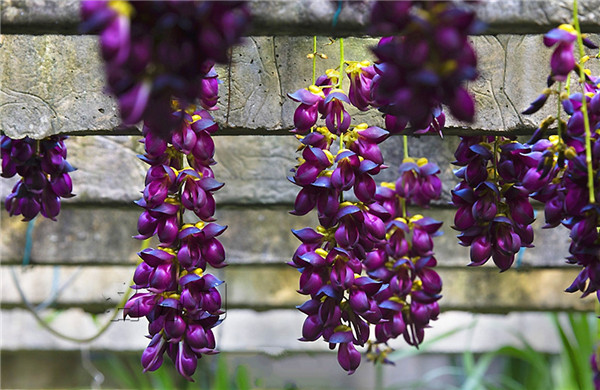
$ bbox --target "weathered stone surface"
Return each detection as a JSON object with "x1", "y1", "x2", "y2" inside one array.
[
  {"x1": 2, "y1": 264, "x2": 593, "y2": 312},
  {"x1": 213, "y1": 37, "x2": 283, "y2": 131},
  {"x1": 0, "y1": 206, "x2": 316, "y2": 266},
  {"x1": 475, "y1": 0, "x2": 600, "y2": 34},
  {"x1": 1, "y1": 0, "x2": 81, "y2": 34},
  {"x1": 0, "y1": 207, "x2": 142, "y2": 266},
  {"x1": 3, "y1": 34, "x2": 599, "y2": 139},
  {"x1": 0, "y1": 134, "x2": 461, "y2": 205},
  {"x1": 3, "y1": 1, "x2": 600, "y2": 35},
  {"x1": 0, "y1": 35, "x2": 122, "y2": 139},
  {"x1": 0, "y1": 204, "x2": 573, "y2": 268},
  {"x1": 224, "y1": 265, "x2": 596, "y2": 312},
  {"x1": 66, "y1": 136, "x2": 148, "y2": 203}
]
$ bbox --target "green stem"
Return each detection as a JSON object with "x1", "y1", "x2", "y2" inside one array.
[
  {"x1": 403, "y1": 135, "x2": 409, "y2": 160},
  {"x1": 312, "y1": 36, "x2": 317, "y2": 85},
  {"x1": 557, "y1": 82, "x2": 563, "y2": 140},
  {"x1": 337, "y1": 38, "x2": 345, "y2": 146},
  {"x1": 493, "y1": 137, "x2": 499, "y2": 182},
  {"x1": 338, "y1": 38, "x2": 344, "y2": 89},
  {"x1": 573, "y1": 0, "x2": 596, "y2": 204},
  {"x1": 400, "y1": 197, "x2": 407, "y2": 220}
]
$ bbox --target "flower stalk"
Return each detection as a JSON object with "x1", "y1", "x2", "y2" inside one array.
[{"x1": 573, "y1": 0, "x2": 596, "y2": 204}]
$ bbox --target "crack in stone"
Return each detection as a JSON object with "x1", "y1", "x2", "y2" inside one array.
[
  {"x1": 495, "y1": 35, "x2": 525, "y2": 128},
  {"x1": 225, "y1": 46, "x2": 233, "y2": 127},
  {"x1": 271, "y1": 36, "x2": 285, "y2": 129}
]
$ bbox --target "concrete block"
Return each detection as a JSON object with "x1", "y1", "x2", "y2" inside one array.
[
  {"x1": 3, "y1": 1, "x2": 600, "y2": 35},
  {"x1": 0, "y1": 134, "x2": 461, "y2": 205},
  {"x1": 3, "y1": 34, "x2": 599, "y2": 138},
  {"x1": 0, "y1": 202, "x2": 574, "y2": 268},
  {"x1": 0, "y1": 307, "x2": 589, "y2": 355},
  {"x1": 1, "y1": 264, "x2": 593, "y2": 312}
]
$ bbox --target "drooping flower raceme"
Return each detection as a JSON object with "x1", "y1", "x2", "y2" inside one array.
[
  {"x1": 370, "y1": 1, "x2": 480, "y2": 132},
  {"x1": 451, "y1": 136, "x2": 536, "y2": 271},
  {"x1": 543, "y1": 24, "x2": 578, "y2": 83},
  {"x1": 2, "y1": 135, "x2": 75, "y2": 221},
  {"x1": 520, "y1": 20, "x2": 600, "y2": 303},
  {"x1": 124, "y1": 95, "x2": 227, "y2": 380},
  {"x1": 288, "y1": 55, "x2": 445, "y2": 372},
  {"x1": 365, "y1": 179, "x2": 443, "y2": 356},
  {"x1": 80, "y1": 0, "x2": 250, "y2": 139}
]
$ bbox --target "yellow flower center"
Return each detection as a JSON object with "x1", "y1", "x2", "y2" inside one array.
[{"x1": 108, "y1": 0, "x2": 134, "y2": 17}]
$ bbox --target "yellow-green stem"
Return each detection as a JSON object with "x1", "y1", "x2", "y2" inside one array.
[
  {"x1": 403, "y1": 135, "x2": 409, "y2": 160},
  {"x1": 493, "y1": 137, "x2": 499, "y2": 181},
  {"x1": 573, "y1": 0, "x2": 596, "y2": 204},
  {"x1": 400, "y1": 197, "x2": 407, "y2": 220},
  {"x1": 557, "y1": 82, "x2": 563, "y2": 140},
  {"x1": 338, "y1": 38, "x2": 345, "y2": 145},
  {"x1": 312, "y1": 36, "x2": 317, "y2": 85},
  {"x1": 338, "y1": 38, "x2": 344, "y2": 90}
]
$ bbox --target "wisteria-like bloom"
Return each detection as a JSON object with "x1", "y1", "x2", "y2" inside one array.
[
  {"x1": 370, "y1": 1, "x2": 480, "y2": 131},
  {"x1": 2, "y1": 135, "x2": 75, "y2": 221},
  {"x1": 80, "y1": 0, "x2": 250, "y2": 138},
  {"x1": 288, "y1": 86, "x2": 325, "y2": 135},
  {"x1": 451, "y1": 136, "x2": 536, "y2": 271},
  {"x1": 520, "y1": 23, "x2": 600, "y2": 302},
  {"x1": 396, "y1": 158, "x2": 442, "y2": 207},
  {"x1": 543, "y1": 25, "x2": 577, "y2": 82},
  {"x1": 345, "y1": 61, "x2": 376, "y2": 111},
  {"x1": 288, "y1": 61, "x2": 445, "y2": 372},
  {"x1": 366, "y1": 181, "x2": 443, "y2": 353},
  {"x1": 125, "y1": 99, "x2": 227, "y2": 380}
]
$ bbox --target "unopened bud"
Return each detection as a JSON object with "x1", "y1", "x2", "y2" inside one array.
[
  {"x1": 564, "y1": 146, "x2": 577, "y2": 160},
  {"x1": 540, "y1": 115, "x2": 556, "y2": 130}
]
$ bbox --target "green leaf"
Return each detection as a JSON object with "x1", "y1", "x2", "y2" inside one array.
[
  {"x1": 235, "y1": 365, "x2": 251, "y2": 390},
  {"x1": 460, "y1": 351, "x2": 496, "y2": 390},
  {"x1": 214, "y1": 356, "x2": 229, "y2": 390},
  {"x1": 552, "y1": 313, "x2": 593, "y2": 390}
]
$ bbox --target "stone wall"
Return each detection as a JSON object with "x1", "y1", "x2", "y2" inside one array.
[{"x1": 1, "y1": 1, "x2": 600, "y2": 388}]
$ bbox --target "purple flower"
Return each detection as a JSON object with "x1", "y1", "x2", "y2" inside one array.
[
  {"x1": 288, "y1": 86, "x2": 324, "y2": 134},
  {"x1": 370, "y1": 1, "x2": 479, "y2": 129},
  {"x1": 80, "y1": 0, "x2": 250, "y2": 138},
  {"x1": 127, "y1": 101, "x2": 228, "y2": 380},
  {"x1": 2, "y1": 135, "x2": 75, "y2": 221},
  {"x1": 346, "y1": 61, "x2": 376, "y2": 111},
  {"x1": 543, "y1": 25, "x2": 577, "y2": 82}
]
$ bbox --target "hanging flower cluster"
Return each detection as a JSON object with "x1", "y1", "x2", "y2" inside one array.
[
  {"x1": 369, "y1": 1, "x2": 480, "y2": 131},
  {"x1": 80, "y1": 0, "x2": 249, "y2": 138},
  {"x1": 451, "y1": 136, "x2": 537, "y2": 271},
  {"x1": 1, "y1": 135, "x2": 75, "y2": 221},
  {"x1": 79, "y1": 0, "x2": 250, "y2": 380},
  {"x1": 288, "y1": 45, "x2": 444, "y2": 371},
  {"x1": 523, "y1": 89, "x2": 600, "y2": 299},
  {"x1": 364, "y1": 163, "x2": 443, "y2": 360},
  {"x1": 505, "y1": 23, "x2": 600, "y2": 304},
  {"x1": 124, "y1": 97, "x2": 226, "y2": 380},
  {"x1": 288, "y1": 122, "x2": 389, "y2": 374}
]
